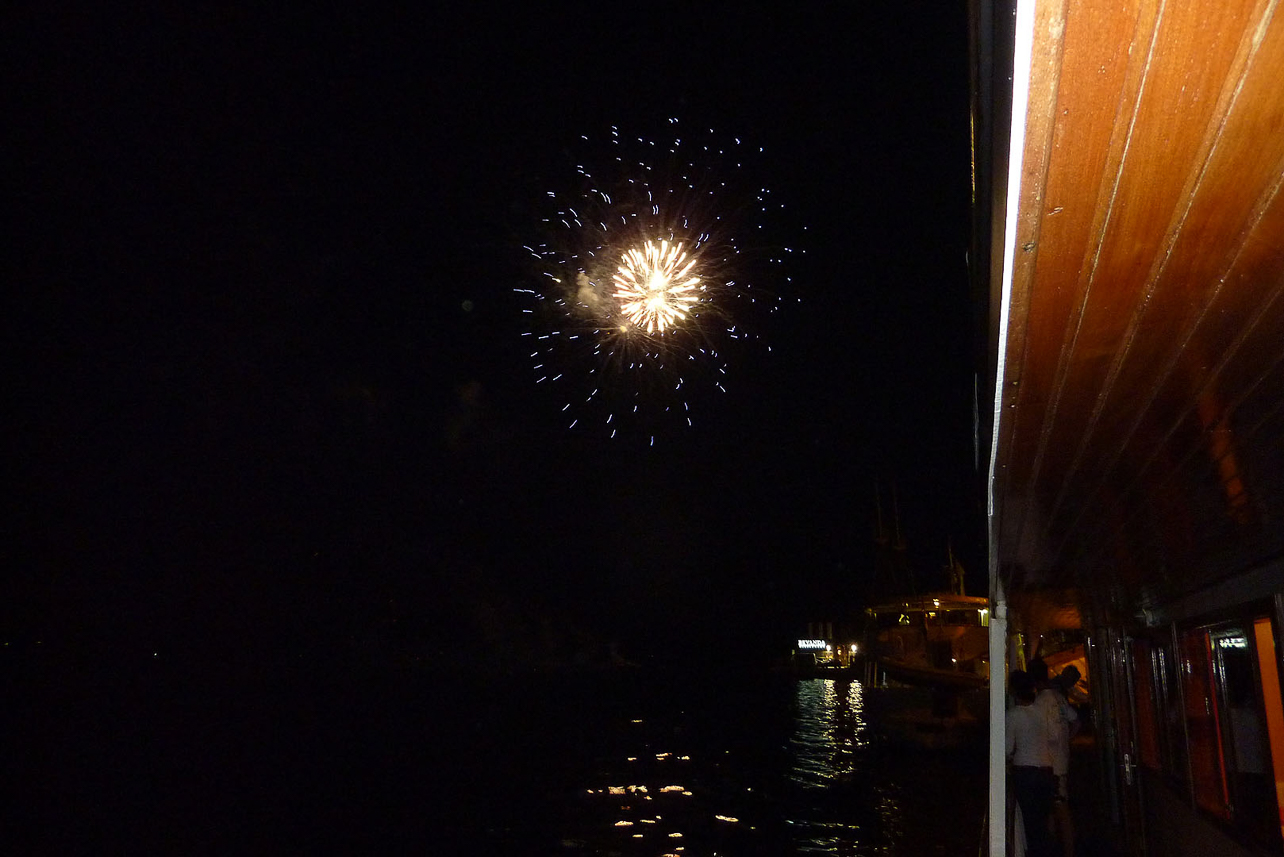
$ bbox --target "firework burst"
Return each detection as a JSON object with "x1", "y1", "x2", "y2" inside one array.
[
  {"x1": 517, "y1": 119, "x2": 797, "y2": 441},
  {"x1": 614, "y1": 239, "x2": 700, "y2": 334}
]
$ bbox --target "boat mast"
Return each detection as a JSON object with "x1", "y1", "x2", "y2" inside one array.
[{"x1": 891, "y1": 480, "x2": 914, "y2": 594}]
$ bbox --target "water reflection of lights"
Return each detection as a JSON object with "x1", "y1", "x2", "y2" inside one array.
[
  {"x1": 787, "y1": 818, "x2": 868, "y2": 854},
  {"x1": 567, "y1": 705, "x2": 760, "y2": 853},
  {"x1": 558, "y1": 680, "x2": 970, "y2": 854},
  {"x1": 788, "y1": 679, "x2": 867, "y2": 788},
  {"x1": 787, "y1": 678, "x2": 895, "y2": 853}
]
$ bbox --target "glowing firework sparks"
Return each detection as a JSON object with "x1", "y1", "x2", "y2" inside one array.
[
  {"x1": 614, "y1": 240, "x2": 700, "y2": 334},
  {"x1": 516, "y1": 119, "x2": 799, "y2": 440}
]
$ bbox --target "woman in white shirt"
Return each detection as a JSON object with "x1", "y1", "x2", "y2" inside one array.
[{"x1": 1007, "y1": 669, "x2": 1056, "y2": 857}]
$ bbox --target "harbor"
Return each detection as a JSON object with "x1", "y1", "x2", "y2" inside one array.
[{"x1": 11, "y1": 1, "x2": 1284, "y2": 854}]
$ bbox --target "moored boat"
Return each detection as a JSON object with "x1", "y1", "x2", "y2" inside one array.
[
  {"x1": 862, "y1": 593, "x2": 990, "y2": 749},
  {"x1": 864, "y1": 593, "x2": 990, "y2": 690}
]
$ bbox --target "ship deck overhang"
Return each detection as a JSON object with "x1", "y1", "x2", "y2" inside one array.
[{"x1": 980, "y1": 0, "x2": 1284, "y2": 628}]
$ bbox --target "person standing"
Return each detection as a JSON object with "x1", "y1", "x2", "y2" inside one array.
[
  {"x1": 1047, "y1": 666, "x2": 1081, "y2": 857},
  {"x1": 1029, "y1": 659, "x2": 1080, "y2": 857},
  {"x1": 1008, "y1": 669, "x2": 1056, "y2": 857}
]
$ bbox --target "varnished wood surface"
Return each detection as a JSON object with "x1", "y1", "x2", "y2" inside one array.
[{"x1": 992, "y1": 0, "x2": 1284, "y2": 610}]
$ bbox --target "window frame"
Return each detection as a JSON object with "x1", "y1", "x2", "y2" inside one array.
[{"x1": 1170, "y1": 608, "x2": 1284, "y2": 851}]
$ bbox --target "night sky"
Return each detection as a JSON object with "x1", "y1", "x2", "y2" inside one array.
[{"x1": 11, "y1": 5, "x2": 979, "y2": 665}]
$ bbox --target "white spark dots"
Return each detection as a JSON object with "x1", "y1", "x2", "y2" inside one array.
[{"x1": 517, "y1": 119, "x2": 795, "y2": 440}]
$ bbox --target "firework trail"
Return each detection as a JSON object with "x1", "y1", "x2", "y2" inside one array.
[{"x1": 517, "y1": 118, "x2": 798, "y2": 442}]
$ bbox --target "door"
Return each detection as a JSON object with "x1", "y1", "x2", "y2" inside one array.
[{"x1": 1090, "y1": 626, "x2": 1147, "y2": 855}]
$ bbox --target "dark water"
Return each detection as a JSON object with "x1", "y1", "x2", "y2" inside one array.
[
  {"x1": 519, "y1": 671, "x2": 989, "y2": 856},
  {"x1": 19, "y1": 658, "x2": 987, "y2": 854}
]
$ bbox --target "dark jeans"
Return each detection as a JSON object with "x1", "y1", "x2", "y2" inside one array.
[{"x1": 1011, "y1": 765, "x2": 1055, "y2": 857}]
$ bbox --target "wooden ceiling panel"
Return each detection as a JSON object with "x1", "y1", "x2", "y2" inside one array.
[
  {"x1": 992, "y1": 0, "x2": 1284, "y2": 600},
  {"x1": 1039, "y1": 0, "x2": 1263, "y2": 523},
  {"x1": 995, "y1": 0, "x2": 1147, "y2": 570},
  {"x1": 1103, "y1": 184, "x2": 1284, "y2": 539},
  {"x1": 1045, "y1": 12, "x2": 1284, "y2": 565}
]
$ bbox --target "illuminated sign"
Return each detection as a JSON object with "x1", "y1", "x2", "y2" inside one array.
[{"x1": 797, "y1": 639, "x2": 828, "y2": 650}]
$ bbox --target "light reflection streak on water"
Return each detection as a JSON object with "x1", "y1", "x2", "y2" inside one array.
[
  {"x1": 787, "y1": 678, "x2": 900, "y2": 854},
  {"x1": 788, "y1": 679, "x2": 866, "y2": 789},
  {"x1": 567, "y1": 713, "x2": 703, "y2": 851}
]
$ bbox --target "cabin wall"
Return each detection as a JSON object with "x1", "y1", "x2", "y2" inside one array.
[{"x1": 1087, "y1": 564, "x2": 1284, "y2": 857}]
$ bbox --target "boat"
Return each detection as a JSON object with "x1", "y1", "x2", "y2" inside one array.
[
  {"x1": 864, "y1": 593, "x2": 990, "y2": 690},
  {"x1": 862, "y1": 592, "x2": 990, "y2": 749},
  {"x1": 972, "y1": 1, "x2": 1284, "y2": 854}
]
